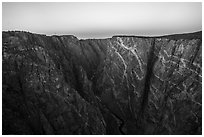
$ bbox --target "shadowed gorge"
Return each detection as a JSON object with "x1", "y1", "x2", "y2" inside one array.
[{"x1": 2, "y1": 31, "x2": 202, "y2": 135}]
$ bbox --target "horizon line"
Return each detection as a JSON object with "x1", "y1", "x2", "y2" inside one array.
[{"x1": 2, "y1": 30, "x2": 202, "y2": 40}]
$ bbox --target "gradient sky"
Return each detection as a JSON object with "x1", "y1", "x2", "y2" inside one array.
[{"x1": 2, "y1": 2, "x2": 202, "y2": 39}]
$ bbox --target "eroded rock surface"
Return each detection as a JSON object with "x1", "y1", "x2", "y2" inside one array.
[{"x1": 2, "y1": 31, "x2": 202, "y2": 135}]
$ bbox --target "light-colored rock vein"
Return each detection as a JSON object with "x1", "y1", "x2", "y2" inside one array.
[{"x1": 116, "y1": 37, "x2": 145, "y2": 80}]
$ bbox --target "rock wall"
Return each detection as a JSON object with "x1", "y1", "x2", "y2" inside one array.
[{"x1": 2, "y1": 31, "x2": 202, "y2": 134}]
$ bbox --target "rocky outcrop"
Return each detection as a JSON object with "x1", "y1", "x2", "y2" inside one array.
[{"x1": 2, "y1": 31, "x2": 202, "y2": 135}]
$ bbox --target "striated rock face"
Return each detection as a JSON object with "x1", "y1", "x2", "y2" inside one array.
[{"x1": 2, "y1": 31, "x2": 202, "y2": 135}]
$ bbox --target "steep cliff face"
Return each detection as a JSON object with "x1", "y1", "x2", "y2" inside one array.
[{"x1": 2, "y1": 31, "x2": 202, "y2": 135}]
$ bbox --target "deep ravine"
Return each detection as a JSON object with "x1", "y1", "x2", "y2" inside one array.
[{"x1": 2, "y1": 31, "x2": 202, "y2": 135}]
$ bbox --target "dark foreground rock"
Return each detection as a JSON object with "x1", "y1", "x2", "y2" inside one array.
[{"x1": 2, "y1": 31, "x2": 202, "y2": 135}]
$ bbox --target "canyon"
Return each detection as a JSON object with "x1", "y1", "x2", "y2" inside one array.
[{"x1": 2, "y1": 31, "x2": 202, "y2": 134}]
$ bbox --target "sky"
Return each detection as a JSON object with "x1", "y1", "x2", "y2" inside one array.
[{"x1": 2, "y1": 2, "x2": 202, "y2": 39}]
